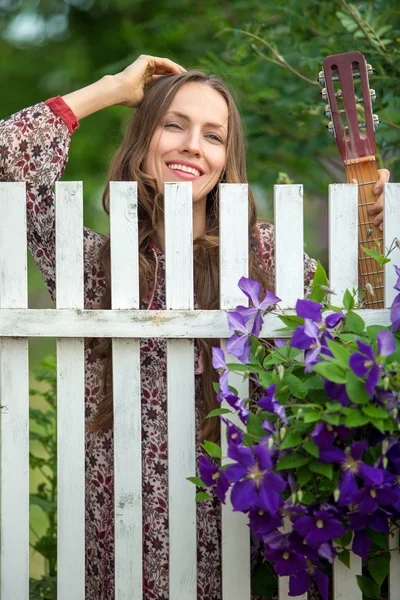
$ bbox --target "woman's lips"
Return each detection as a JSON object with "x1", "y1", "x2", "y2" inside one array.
[{"x1": 166, "y1": 166, "x2": 203, "y2": 181}]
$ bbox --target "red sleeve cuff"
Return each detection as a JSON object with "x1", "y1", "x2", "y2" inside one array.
[{"x1": 45, "y1": 96, "x2": 79, "y2": 134}]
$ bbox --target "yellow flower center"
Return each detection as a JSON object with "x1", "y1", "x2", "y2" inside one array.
[
  {"x1": 364, "y1": 360, "x2": 374, "y2": 368},
  {"x1": 283, "y1": 552, "x2": 290, "y2": 560},
  {"x1": 258, "y1": 510, "x2": 264, "y2": 516},
  {"x1": 248, "y1": 465, "x2": 266, "y2": 488},
  {"x1": 316, "y1": 520, "x2": 324, "y2": 529},
  {"x1": 212, "y1": 472, "x2": 220, "y2": 481},
  {"x1": 370, "y1": 489, "x2": 377, "y2": 498}
]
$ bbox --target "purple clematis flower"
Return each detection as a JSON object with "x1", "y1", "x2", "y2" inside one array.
[
  {"x1": 235, "y1": 277, "x2": 281, "y2": 336},
  {"x1": 293, "y1": 509, "x2": 346, "y2": 548},
  {"x1": 352, "y1": 529, "x2": 371, "y2": 558},
  {"x1": 291, "y1": 300, "x2": 344, "y2": 373},
  {"x1": 391, "y1": 294, "x2": 400, "y2": 332},
  {"x1": 198, "y1": 455, "x2": 229, "y2": 503},
  {"x1": 225, "y1": 443, "x2": 286, "y2": 514},
  {"x1": 212, "y1": 348, "x2": 250, "y2": 423},
  {"x1": 258, "y1": 383, "x2": 288, "y2": 423},
  {"x1": 226, "y1": 311, "x2": 252, "y2": 363},
  {"x1": 349, "y1": 331, "x2": 395, "y2": 396},
  {"x1": 394, "y1": 265, "x2": 400, "y2": 291}
]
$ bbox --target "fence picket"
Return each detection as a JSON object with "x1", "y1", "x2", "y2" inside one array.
[
  {"x1": 274, "y1": 184, "x2": 305, "y2": 309},
  {"x1": 164, "y1": 182, "x2": 197, "y2": 599},
  {"x1": 219, "y1": 183, "x2": 251, "y2": 599},
  {"x1": 329, "y1": 183, "x2": 359, "y2": 304},
  {"x1": 55, "y1": 182, "x2": 85, "y2": 599},
  {"x1": 110, "y1": 182, "x2": 143, "y2": 598},
  {"x1": 384, "y1": 183, "x2": 400, "y2": 307},
  {"x1": 0, "y1": 182, "x2": 29, "y2": 600}
]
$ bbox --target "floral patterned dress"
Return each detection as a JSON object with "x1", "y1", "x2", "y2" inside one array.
[{"x1": 0, "y1": 98, "x2": 317, "y2": 599}]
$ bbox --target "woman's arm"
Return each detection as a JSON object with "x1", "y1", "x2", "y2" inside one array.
[{"x1": 62, "y1": 55, "x2": 185, "y2": 120}]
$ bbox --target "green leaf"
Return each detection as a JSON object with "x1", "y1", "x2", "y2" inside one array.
[
  {"x1": 276, "y1": 453, "x2": 310, "y2": 470},
  {"x1": 346, "y1": 311, "x2": 366, "y2": 335},
  {"x1": 361, "y1": 246, "x2": 391, "y2": 266},
  {"x1": 304, "y1": 374, "x2": 324, "y2": 390},
  {"x1": 285, "y1": 373, "x2": 308, "y2": 399},
  {"x1": 346, "y1": 370, "x2": 370, "y2": 404},
  {"x1": 362, "y1": 405, "x2": 389, "y2": 420},
  {"x1": 309, "y1": 460, "x2": 333, "y2": 479},
  {"x1": 368, "y1": 553, "x2": 390, "y2": 586},
  {"x1": 312, "y1": 362, "x2": 346, "y2": 384},
  {"x1": 30, "y1": 494, "x2": 56, "y2": 513},
  {"x1": 203, "y1": 440, "x2": 222, "y2": 459},
  {"x1": 206, "y1": 408, "x2": 232, "y2": 418},
  {"x1": 338, "y1": 549, "x2": 350, "y2": 568},
  {"x1": 212, "y1": 382, "x2": 220, "y2": 393},
  {"x1": 196, "y1": 492, "x2": 212, "y2": 502},
  {"x1": 303, "y1": 438, "x2": 320, "y2": 458},
  {"x1": 356, "y1": 575, "x2": 380, "y2": 598},
  {"x1": 342, "y1": 289, "x2": 355, "y2": 311},
  {"x1": 325, "y1": 339, "x2": 351, "y2": 369},
  {"x1": 310, "y1": 261, "x2": 329, "y2": 302},
  {"x1": 278, "y1": 315, "x2": 304, "y2": 329},
  {"x1": 336, "y1": 530, "x2": 353, "y2": 547},
  {"x1": 303, "y1": 410, "x2": 321, "y2": 423},
  {"x1": 187, "y1": 476, "x2": 206, "y2": 487},
  {"x1": 297, "y1": 465, "x2": 313, "y2": 486},
  {"x1": 247, "y1": 412, "x2": 265, "y2": 439},
  {"x1": 280, "y1": 430, "x2": 302, "y2": 450},
  {"x1": 367, "y1": 529, "x2": 388, "y2": 549},
  {"x1": 344, "y1": 410, "x2": 370, "y2": 428}
]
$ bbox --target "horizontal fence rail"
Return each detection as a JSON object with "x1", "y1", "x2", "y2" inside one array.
[{"x1": 0, "y1": 181, "x2": 400, "y2": 600}]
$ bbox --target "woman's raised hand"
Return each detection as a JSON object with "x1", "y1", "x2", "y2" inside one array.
[
  {"x1": 62, "y1": 55, "x2": 186, "y2": 121},
  {"x1": 114, "y1": 55, "x2": 186, "y2": 108},
  {"x1": 351, "y1": 168, "x2": 390, "y2": 231}
]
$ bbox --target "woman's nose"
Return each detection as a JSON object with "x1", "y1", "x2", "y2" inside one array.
[{"x1": 181, "y1": 131, "x2": 202, "y2": 157}]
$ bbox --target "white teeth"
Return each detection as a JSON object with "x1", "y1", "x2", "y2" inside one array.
[{"x1": 167, "y1": 163, "x2": 201, "y2": 177}]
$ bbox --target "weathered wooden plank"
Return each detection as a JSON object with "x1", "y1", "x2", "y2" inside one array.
[
  {"x1": 220, "y1": 183, "x2": 251, "y2": 600},
  {"x1": 384, "y1": 183, "x2": 400, "y2": 307},
  {"x1": 0, "y1": 307, "x2": 393, "y2": 338},
  {"x1": 329, "y1": 184, "x2": 359, "y2": 304},
  {"x1": 110, "y1": 182, "x2": 143, "y2": 599},
  {"x1": 55, "y1": 182, "x2": 85, "y2": 600},
  {"x1": 274, "y1": 184, "x2": 305, "y2": 308},
  {"x1": 333, "y1": 551, "x2": 362, "y2": 600},
  {"x1": 0, "y1": 182, "x2": 29, "y2": 600},
  {"x1": 389, "y1": 527, "x2": 400, "y2": 599},
  {"x1": 165, "y1": 183, "x2": 197, "y2": 599}
]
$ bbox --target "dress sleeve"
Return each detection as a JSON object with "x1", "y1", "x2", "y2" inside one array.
[
  {"x1": 0, "y1": 99, "x2": 106, "y2": 308},
  {"x1": 255, "y1": 221, "x2": 317, "y2": 295}
]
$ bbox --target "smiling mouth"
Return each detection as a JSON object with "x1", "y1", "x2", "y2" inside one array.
[{"x1": 166, "y1": 162, "x2": 203, "y2": 177}]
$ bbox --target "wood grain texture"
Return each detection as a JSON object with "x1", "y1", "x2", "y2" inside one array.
[
  {"x1": 219, "y1": 183, "x2": 251, "y2": 600},
  {"x1": 110, "y1": 182, "x2": 143, "y2": 598},
  {"x1": 274, "y1": 184, "x2": 305, "y2": 308},
  {"x1": 55, "y1": 183, "x2": 85, "y2": 599},
  {"x1": 164, "y1": 183, "x2": 197, "y2": 599},
  {"x1": 329, "y1": 184, "x2": 359, "y2": 304},
  {"x1": 0, "y1": 182, "x2": 29, "y2": 600}
]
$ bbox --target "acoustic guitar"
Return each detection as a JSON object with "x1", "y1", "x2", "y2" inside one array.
[{"x1": 320, "y1": 50, "x2": 382, "y2": 308}]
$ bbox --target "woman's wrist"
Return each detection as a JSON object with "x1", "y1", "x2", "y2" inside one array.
[{"x1": 61, "y1": 74, "x2": 125, "y2": 120}]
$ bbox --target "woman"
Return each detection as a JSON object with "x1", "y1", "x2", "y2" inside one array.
[{"x1": 0, "y1": 54, "x2": 389, "y2": 599}]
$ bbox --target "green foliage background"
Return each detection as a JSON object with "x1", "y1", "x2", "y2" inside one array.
[{"x1": 0, "y1": 0, "x2": 399, "y2": 588}]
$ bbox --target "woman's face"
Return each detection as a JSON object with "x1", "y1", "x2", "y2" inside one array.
[{"x1": 143, "y1": 82, "x2": 228, "y2": 205}]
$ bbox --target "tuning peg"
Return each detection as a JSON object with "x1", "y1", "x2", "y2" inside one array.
[
  {"x1": 321, "y1": 88, "x2": 328, "y2": 101},
  {"x1": 318, "y1": 70, "x2": 325, "y2": 86},
  {"x1": 373, "y1": 114, "x2": 380, "y2": 130},
  {"x1": 327, "y1": 121, "x2": 335, "y2": 136},
  {"x1": 324, "y1": 105, "x2": 331, "y2": 118},
  {"x1": 370, "y1": 89, "x2": 376, "y2": 102}
]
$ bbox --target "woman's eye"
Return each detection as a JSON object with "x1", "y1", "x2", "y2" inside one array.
[
  {"x1": 164, "y1": 122, "x2": 182, "y2": 130},
  {"x1": 207, "y1": 134, "x2": 223, "y2": 143}
]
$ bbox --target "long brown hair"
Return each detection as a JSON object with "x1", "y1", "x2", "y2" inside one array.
[{"x1": 88, "y1": 71, "x2": 273, "y2": 441}]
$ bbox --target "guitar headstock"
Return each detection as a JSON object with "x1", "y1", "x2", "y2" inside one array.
[{"x1": 320, "y1": 51, "x2": 378, "y2": 161}]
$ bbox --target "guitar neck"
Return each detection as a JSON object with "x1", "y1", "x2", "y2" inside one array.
[{"x1": 344, "y1": 156, "x2": 383, "y2": 308}]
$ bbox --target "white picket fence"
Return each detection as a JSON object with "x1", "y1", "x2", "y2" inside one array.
[{"x1": 1, "y1": 181, "x2": 400, "y2": 600}]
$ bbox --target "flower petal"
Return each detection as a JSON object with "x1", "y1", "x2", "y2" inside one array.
[
  {"x1": 238, "y1": 276, "x2": 261, "y2": 306},
  {"x1": 296, "y1": 299, "x2": 323, "y2": 322},
  {"x1": 377, "y1": 330, "x2": 396, "y2": 357}
]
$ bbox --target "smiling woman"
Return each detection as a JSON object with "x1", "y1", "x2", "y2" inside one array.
[{"x1": 0, "y1": 53, "x2": 389, "y2": 600}]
